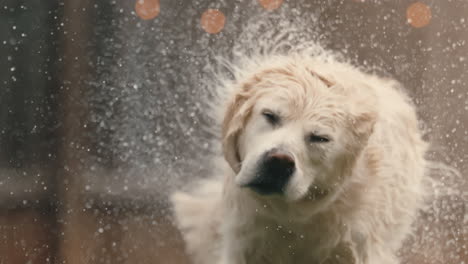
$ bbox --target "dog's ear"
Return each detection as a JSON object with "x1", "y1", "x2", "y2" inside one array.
[
  {"x1": 348, "y1": 89, "x2": 378, "y2": 143},
  {"x1": 222, "y1": 90, "x2": 254, "y2": 173},
  {"x1": 309, "y1": 69, "x2": 335, "y2": 87},
  {"x1": 325, "y1": 74, "x2": 377, "y2": 141},
  {"x1": 351, "y1": 110, "x2": 377, "y2": 141}
]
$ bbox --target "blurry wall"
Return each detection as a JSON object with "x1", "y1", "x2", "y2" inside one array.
[
  {"x1": 0, "y1": 1, "x2": 60, "y2": 263},
  {"x1": 0, "y1": 0, "x2": 466, "y2": 264}
]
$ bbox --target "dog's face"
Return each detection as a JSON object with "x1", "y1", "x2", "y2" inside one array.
[{"x1": 222, "y1": 60, "x2": 376, "y2": 213}]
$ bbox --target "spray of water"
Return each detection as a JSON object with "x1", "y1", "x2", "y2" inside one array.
[{"x1": 84, "y1": 2, "x2": 465, "y2": 262}]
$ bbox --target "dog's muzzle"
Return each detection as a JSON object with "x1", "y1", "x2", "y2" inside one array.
[{"x1": 243, "y1": 148, "x2": 295, "y2": 195}]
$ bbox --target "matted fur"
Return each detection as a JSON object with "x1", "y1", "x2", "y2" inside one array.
[{"x1": 171, "y1": 53, "x2": 429, "y2": 264}]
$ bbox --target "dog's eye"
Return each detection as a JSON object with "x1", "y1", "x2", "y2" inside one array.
[
  {"x1": 308, "y1": 134, "x2": 330, "y2": 143},
  {"x1": 262, "y1": 110, "x2": 280, "y2": 125}
]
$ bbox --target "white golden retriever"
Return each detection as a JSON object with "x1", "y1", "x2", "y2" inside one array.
[{"x1": 171, "y1": 53, "x2": 428, "y2": 264}]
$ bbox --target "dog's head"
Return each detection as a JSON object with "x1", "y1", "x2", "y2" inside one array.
[{"x1": 222, "y1": 57, "x2": 377, "y2": 212}]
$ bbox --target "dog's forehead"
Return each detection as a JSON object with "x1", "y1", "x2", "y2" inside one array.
[
  {"x1": 242, "y1": 66, "x2": 347, "y2": 120},
  {"x1": 255, "y1": 92, "x2": 291, "y2": 110},
  {"x1": 255, "y1": 87, "x2": 344, "y2": 121},
  {"x1": 249, "y1": 66, "x2": 335, "y2": 98}
]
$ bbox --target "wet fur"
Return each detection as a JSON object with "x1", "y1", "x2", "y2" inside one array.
[{"x1": 171, "y1": 53, "x2": 428, "y2": 264}]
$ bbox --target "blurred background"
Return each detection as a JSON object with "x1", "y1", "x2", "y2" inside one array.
[{"x1": 0, "y1": 0, "x2": 466, "y2": 263}]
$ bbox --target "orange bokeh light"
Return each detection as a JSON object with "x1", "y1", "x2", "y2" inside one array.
[
  {"x1": 135, "y1": 0, "x2": 160, "y2": 20},
  {"x1": 200, "y1": 9, "x2": 226, "y2": 34},
  {"x1": 406, "y1": 2, "x2": 432, "y2": 28},
  {"x1": 258, "y1": 0, "x2": 284, "y2": 11}
]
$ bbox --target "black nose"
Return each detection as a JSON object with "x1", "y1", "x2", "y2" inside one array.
[{"x1": 245, "y1": 149, "x2": 295, "y2": 195}]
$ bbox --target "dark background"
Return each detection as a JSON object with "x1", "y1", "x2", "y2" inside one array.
[{"x1": 0, "y1": 0, "x2": 466, "y2": 263}]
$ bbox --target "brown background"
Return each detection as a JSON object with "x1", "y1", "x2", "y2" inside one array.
[{"x1": 0, "y1": 0, "x2": 466, "y2": 263}]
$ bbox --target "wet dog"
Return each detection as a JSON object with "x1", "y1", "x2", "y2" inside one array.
[{"x1": 171, "y1": 53, "x2": 428, "y2": 264}]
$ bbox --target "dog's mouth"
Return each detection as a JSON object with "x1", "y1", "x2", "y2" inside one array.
[{"x1": 240, "y1": 148, "x2": 296, "y2": 195}]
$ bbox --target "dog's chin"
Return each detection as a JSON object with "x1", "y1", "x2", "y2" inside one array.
[
  {"x1": 240, "y1": 182, "x2": 334, "y2": 221},
  {"x1": 299, "y1": 185, "x2": 331, "y2": 202},
  {"x1": 284, "y1": 183, "x2": 331, "y2": 203}
]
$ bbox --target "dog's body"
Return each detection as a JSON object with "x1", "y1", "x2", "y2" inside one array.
[{"x1": 172, "y1": 54, "x2": 428, "y2": 264}]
